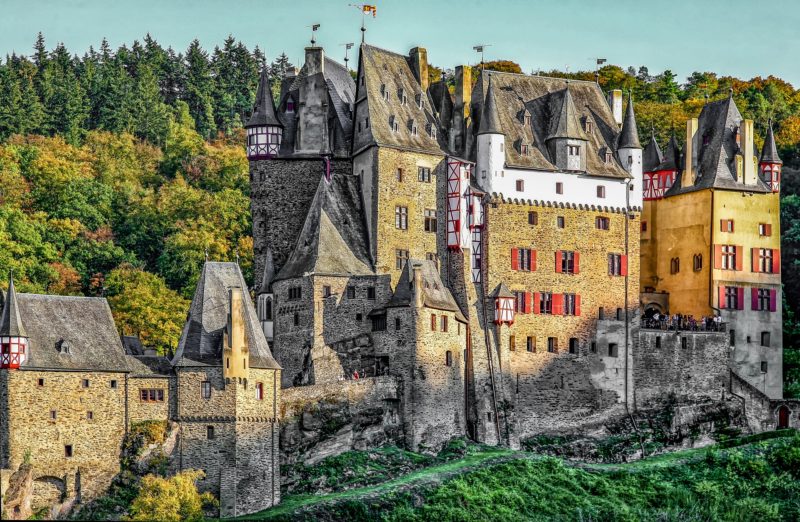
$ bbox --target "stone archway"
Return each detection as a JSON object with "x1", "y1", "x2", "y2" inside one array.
[
  {"x1": 32, "y1": 476, "x2": 65, "y2": 509},
  {"x1": 778, "y1": 405, "x2": 790, "y2": 429}
]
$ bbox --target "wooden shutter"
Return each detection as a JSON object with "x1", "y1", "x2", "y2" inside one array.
[
  {"x1": 511, "y1": 248, "x2": 519, "y2": 270},
  {"x1": 555, "y1": 251, "x2": 563, "y2": 273},
  {"x1": 735, "y1": 246, "x2": 743, "y2": 271},
  {"x1": 736, "y1": 287, "x2": 744, "y2": 310},
  {"x1": 772, "y1": 249, "x2": 781, "y2": 274},
  {"x1": 575, "y1": 294, "x2": 581, "y2": 316},
  {"x1": 524, "y1": 292, "x2": 532, "y2": 314},
  {"x1": 720, "y1": 219, "x2": 725, "y2": 232},
  {"x1": 574, "y1": 252, "x2": 580, "y2": 274},
  {"x1": 751, "y1": 287, "x2": 759, "y2": 310},
  {"x1": 552, "y1": 293, "x2": 564, "y2": 315},
  {"x1": 714, "y1": 245, "x2": 723, "y2": 269},
  {"x1": 531, "y1": 250, "x2": 537, "y2": 271},
  {"x1": 751, "y1": 248, "x2": 760, "y2": 273},
  {"x1": 533, "y1": 292, "x2": 540, "y2": 314},
  {"x1": 620, "y1": 255, "x2": 628, "y2": 276},
  {"x1": 766, "y1": 224, "x2": 772, "y2": 236},
  {"x1": 770, "y1": 289, "x2": 777, "y2": 312},
  {"x1": 718, "y1": 285, "x2": 726, "y2": 309}
]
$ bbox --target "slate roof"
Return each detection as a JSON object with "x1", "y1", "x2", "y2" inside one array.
[
  {"x1": 257, "y1": 246, "x2": 276, "y2": 295},
  {"x1": 14, "y1": 294, "x2": 134, "y2": 372},
  {"x1": 617, "y1": 92, "x2": 641, "y2": 149},
  {"x1": 470, "y1": 72, "x2": 630, "y2": 179},
  {"x1": 477, "y1": 75, "x2": 502, "y2": 135},
  {"x1": 352, "y1": 44, "x2": 447, "y2": 155},
  {"x1": 246, "y1": 68, "x2": 282, "y2": 128},
  {"x1": 642, "y1": 135, "x2": 664, "y2": 173},
  {"x1": 761, "y1": 122, "x2": 782, "y2": 164},
  {"x1": 0, "y1": 275, "x2": 26, "y2": 337},
  {"x1": 655, "y1": 134, "x2": 681, "y2": 172},
  {"x1": 276, "y1": 174, "x2": 373, "y2": 281},
  {"x1": 173, "y1": 262, "x2": 279, "y2": 369},
  {"x1": 666, "y1": 96, "x2": 770, "y2": 195},
  {"x1": 386, "y1": 260, "x2": 466, "y2": 322},
  {"x1": 489, "y1": 283, "x2": 514, "y2": 299}
]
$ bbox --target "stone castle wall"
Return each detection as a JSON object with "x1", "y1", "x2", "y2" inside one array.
[{"x1": 127, "y1": 376, "x2": 171, "y2": 425}]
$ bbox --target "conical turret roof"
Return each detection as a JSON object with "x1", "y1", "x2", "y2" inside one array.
[
  {"x1": 618, "y1": 92, "x2": 641, "y2": 149},
  {"x1": 642, "y1": 134, "x2": 663, "y2": 173},
  {"x1": 246, "y1": 68, "x2": 283, "y2": 128},
  {"x1": 547, "y1": 85, "x2": 588, "y2": 142},
  {"x1": 477, "y1": 74, "x2": 502, "y2": 135},
  {"x1": 0, "y1": 273, "x2": 26, "y2": 337},
  {"x1": 760, "y1": 121, "x2": 782, "y2": 164},
  {"x1": 656, "y1": 134, "x2": 681, "y2": 171},
  {"x1": 257, "y1": 247, "x2": 276, "y2": 295}
]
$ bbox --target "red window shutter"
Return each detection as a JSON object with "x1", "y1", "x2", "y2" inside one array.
[
  {"x1": 552, "y1": 293, "x2": 564, "y2": 315},
  {"x1": 555, "y1": 251, "x2": 563, "y2": 273},
  {"x1": 736, "y1": 287, "x2": 744, "y2": 310},
  {"x1": 575, "y1": 294, "x2": 581, "y2": 316},
  {"x1": 533, "y1": 292, "x2": 540, "y2": 314},
  {"x1": 735, "y1": 246, "x2": 743, "y2": 271},
  {"x1": 718, "y1": 285, "x2": 726, "y2": 309},
  {"x1": 714, "y1": 245, "x2": 723, "y2": 269},
  {"x1": 621, "y1": 255, "x2": 628, "y2": 276},
  {"x1": 766, "y1": 224, "x2": 772, "y2": 236},
  {"x1": 730, "y1": 220, "x2": 734, "y2": 233},
  {"x1": 574, "y1": 252, "x2": 580, "y2": 274},
  {"x1": 511, "y1": 248, "x2": 519, "y2": 270},
  {"x1": 720, "y1": 219, "x2": 725, "y2": 232},
  {"x1": 751, "y1": 248, "x2": 760, "y2": 273},
  {"x1": 751, "y1": 287, "x2": 759, "y2": 310},
  {"x1": 524, "y1": 292, "x2": 532, "y2": 314},
  {"x1": 770, "y1": 289, "x2": 777, "y2": 312},
  {"x1": 531, "y1": 250, "x2": 537, "y2": 271},
  {"x1": 772, "y1": 249, "x2": 781, "y2": 274}
]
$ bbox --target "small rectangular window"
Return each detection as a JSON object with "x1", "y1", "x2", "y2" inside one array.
[
  {"x1": 38, "y1": 378, "x2": 44, "y2": 387},
  {"x1": 396, "y1": 249, "x2": 409, "y2": 270},
  {"x1": 761, "y1": 361, "x2": 768, "y2": 373},
  {"x1": 596, "y1": 217, "x2": 610, "y2": 230},
  {"x1": 395, "y1": 317, "x2": 402, "y2": 330},
  {"x1": 596, "y1": 186, "x2": 606, "y2": 198},
  {"x1": 65, "y1": 445, "x2": 73, "y2": 457},
  {"x1": 548, "y1": 337, "x2": 558, "y2": 353},
  {"x1": 431, "y1": 314, "x2": 437, "y2": 331},
  {"x1": 371, "y1": 314, "x2": 387, "y2": 332},
  {"x1": 441, "y1": 315, "x2": 449, "y2": 332},
  {"x1": 516, "y1": 179, "x2": 524, "y2": 192},
  {"x1": 616, "y1": 308, "x2": 623, "y2": 320},
  {"x1": 758, "y1": 223, "x2": 771, "y2": 236},
  {"x1": 509, "y1": 335, "x2": 516, "y2": 352},
  {"x1": 761, "y1": 331, "x2": 771, "y2": 347},
  {"x1": 418, "y1": 166, "x2": 432, "y2": 183},
  {"x1": 556, "y1": 182, "x2": 564, "y2": 194},
  {"x1": 323, "y1": 285, "x2": 332, "y2": 298},
  {"x1": 395, "y1": 206, "x2": 408, "y2": 230},
  {"x1": 557, "y1": 216, "x2": 565, "y2": 229},
  {"x1": 641, "y1": 221, "x2": 648, "y2": 232},
  {"x1": 424, "y1": 209, "x2": 438, "y2": 232},
  {"x1": 50, "y1": 410, "x2": 57, "y2": 420},
  {"x1": 201, "y1": 381, "x2": 211, "y2": 400},
  {"x1": 655, "y1": 336, "x2": 661, "y2": 348},
  {"x1": 590, "y1": 342, "x2": 597, "y2": 353},
  {"x1": 526, "y1": 336, "x2": 535, "y2": 353},
  {"x1": 87, "y1": 411, "x2": 94, "y2": 420},
  {"x1": 608, "y1": 343, "x2": 619, "y2": 357},
  {"x1": 207, "y1": 426, "x2": 215, "y2": 440},
  {"x1": 729, "y1": 329, "x2": 736, "y2": 346},
  {"x1": 528, "y1": 211, "x2": 538, "y2": 225},
  {"x1": 396, "y1": 168, "x2": 403, "y2": 182},
  {"x1": 367, "y1": 287, "x2": 376, "y2": 299},
  {"x1": 569, "y1": 338, "x2": 578, "y2": 354},
  {"x1": 720, "y1": 219, "x2": 734, "y2": 233},
  {"x1": 681, "y1": 337, "x2": 688, "y2": 349},
  {"x1": 110, "y1": 380, "x2": 117, "y2": 389},
  {"x1": 445, "y1": 351, "x2": 453, "y2": 367},
  {"x1": 82, "y1": 379, "x2": 90, "y2": 388},
  {"x1": 347, "y1": 286, "x2": 356, "y2": 299}
]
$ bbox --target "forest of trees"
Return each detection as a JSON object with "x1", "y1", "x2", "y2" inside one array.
[{"x1": 0, "y1": 34, "x2": 799, "y2": 393}]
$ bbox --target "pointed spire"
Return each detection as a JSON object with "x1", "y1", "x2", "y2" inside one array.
[
  {"x1": 656, "y1": 133, "x2": 681, "y2": 171},
  {"x1": 0, "y1": 272, "x2": 27, "y2": 338},
  {"x1": 642, "y1": 135, "x2": 664, "y2": 173},
  {"x1": 547, "y1": 84, "x2": 587, "y2": 142},
  {"x1": 760, "y1": 121, "x2": 782, "y2": 164},
  {"x1": 477, "y1": 74, "x2": 502, "y2": 135},
  {"x1": 258, "y1": 247, "x2": 276, "y2": 295},
  {"x1": 618, "y1": 91, "x2": 641, "y2": 149},
  {"x1": 245, "y1": 68, "x2": 283, "y2": 128}
]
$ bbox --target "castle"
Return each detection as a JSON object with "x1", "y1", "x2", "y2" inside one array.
[{"x1": 1, "y1": 39, "x2": 798, "y2": 519}]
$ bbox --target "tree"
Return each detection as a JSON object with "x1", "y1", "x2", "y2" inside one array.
[
  {"x1": 268, "y1": 52, "x2": 293, "y2": 102},
  {"x1": 130, "y1": 65, "x2": 171, "y2": 144},
  {"x1": 105, "y1": 264, "x2": 189, "y2": 353},
  {"x1": 183, "y1": 40, "x2": 216, "y2": 138},
  {"x1": 125, "y1": 470, "x2": 216, "y2": 522}
]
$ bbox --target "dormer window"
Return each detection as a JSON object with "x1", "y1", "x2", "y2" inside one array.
[
  {"x1": 389, "y1": 115, "x2": 399, "y2": 133},
  {"x1": 568, "y1": 145, "x2": 580, "y2": 157},
  {"x1": 604, "y1": 150, "x2": 613, "y2": 164},
  {"x1": 428, "y1": 124, "x2": 437, "y2": 139},
  {"x1": 583, "y1": 117, "x2": 593, "y2": 133},
  {"x1": 286, "y1": 97, "x2": 295, "y2": 113},
  {"x1": 399, "y1": 88, "x2": 407, "y2": 105},
  {"x1": 523, "y1": 111, "x2": 532, "y2": 126},
  {"x1": 416, "y1": 93, "x2": 424, "y2": 109},
  {"x1": 520, "y1": 144, "x2": 530, "y2": 156},
  {"x1": 410, "y1": 120, "x2": 418, "y2": 136},
  {"x1": 381, "y1": 83, "x2": 389, "y2": 101}
]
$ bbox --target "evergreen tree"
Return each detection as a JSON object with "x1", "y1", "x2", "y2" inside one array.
[
  {"x1": 268, "y1": 52, "x2": 293, "y2": 102},
  {"x1": 183, "y1": 40, "x2": 216, "y2": 138},
  {"x1": 130, "y1": 64, "x2": 171, "y2": 144}
]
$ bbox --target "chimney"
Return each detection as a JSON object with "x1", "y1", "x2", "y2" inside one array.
[
  {"x1": 304, "y1": 47, "x2": 325, "y2": 76},
  {"x1": 682, "y1": 118, "x2": 699, "y2": 188},
  {"x1": 223, "y1": 287, "x2": 249, "y2": 380},
  {"x1": 409, "y1": 47, "x2": 429, "y2": 93},
  {"x1": 608, "y1": 89, "x2": 623, "y2": 125},
  {"x1": 285, "y1": 66, "x2": 299, "y2": 79},
  {"x1": 412, "y1": 264, "x2": 424, "y2": 309},
  {"x1": 740, "y1": 119, "x2": 757, "y2": 185},
  {"x1": 455, "y1": 65, "x2": 472, "y2": 121}
]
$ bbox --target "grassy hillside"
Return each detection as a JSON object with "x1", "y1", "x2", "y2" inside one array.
[{"x1": 242, "y1": 432, "x2": 800, "y2": 522}]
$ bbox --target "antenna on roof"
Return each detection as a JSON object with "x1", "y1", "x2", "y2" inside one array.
[
  {"x1": 309, "y1": 24, "x2": 320, "y2": 46},
  {"x1": 341, "y1": 42, "x2": 354, "y2": 71},
  {"x1": 473, "y1": 44, "x2": 491, "y2": 71}
]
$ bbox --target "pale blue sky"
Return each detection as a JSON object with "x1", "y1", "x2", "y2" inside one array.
[{"x1": 3, "y1": 0, "x2": 800, "y2": 85}]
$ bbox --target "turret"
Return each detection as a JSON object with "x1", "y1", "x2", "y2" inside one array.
[
  {"x1": 546, "y1": 84, "x2": 589, "y2": 172},
  {"x1": 245, "y1": 68, "x2": 283, "y2": 160},
  {"x1": 0, "y1": 272, "x2": 28, "y2": 369},
  {"x1": 257, "y1": 247, "x2": 276, "y2": 341},
  {"x1": 223, "y1": 287, "x2": 250, "y2": 381},
  {"x1": 617, "y1": 91, "x2": 643, "y2": 207},
  {"x1": 476, "y1": 74, "x2": 505, "y2": 193},
  {"x1": 760, "y1": 121, "x2": 782, "y2": 192},
  {"x1": 490, "y1": 283, "x2": 515, "y2": 326}
]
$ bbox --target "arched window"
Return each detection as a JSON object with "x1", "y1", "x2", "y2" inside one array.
[
  {"x1": 255, "y1": 382, "x2": 264, "y2": 401},
  {"x1": 265, "y1": 298, "x2": 272, "y2": 321}
]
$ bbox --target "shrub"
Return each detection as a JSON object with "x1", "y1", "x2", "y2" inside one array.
[{"x1": 125, "y1": 469, "x2": 216, "y2": 522}]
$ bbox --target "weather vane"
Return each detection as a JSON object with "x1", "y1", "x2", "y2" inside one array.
[
  {"x1": 341, "y1": 42, "x2": 354, "y2": 70},
  {"x1": 309, "y1": 24, "x2": 320, "y2": 46},
  {"x1": 350, "y1": 4, "x2": 377, "y2": 43},
  {"x1": 473, "y1": 44, "x2": 491, "y2": 70}
]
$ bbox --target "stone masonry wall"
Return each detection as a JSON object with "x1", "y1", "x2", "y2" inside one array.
[
  {"x1": 635, "y1": 329, "x2": 728, "y2": 408},
  {"x1": 127, "y1": 376, "x2": 171, "y2": 425},
  {"x1": 2, "y1": 369, "x2": 127, "y2": 507}
]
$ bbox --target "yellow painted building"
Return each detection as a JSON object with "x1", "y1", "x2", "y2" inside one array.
[{"x1": 640, "y1": 96, "x2": 783, "y2": 398}]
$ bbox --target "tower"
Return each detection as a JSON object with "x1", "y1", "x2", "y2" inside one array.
[
  {"x1": 760, "y1": 121, "x2": 782, "y2": 192},
  {"x1": 475, "y1": 74, "x2": 505, "y2": 193},
  {"x1": 617, "y1": 91, "x2": 643, "y2": 208},
  {"x1": 0, "y1": 273, "x2": 28, "y2": 369},
  {"x1": 245, "y1": 68, "x2": 283, "y2": 160},
  {"x1": 256, "y1": 247, "x2": 276, "y2": 341},
  {"x1": 223, "y1": 287, "x2": 250, "y2": 381},
  {"x1": 545, "y1": 84, "x2": 589, "y2": 172}
]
